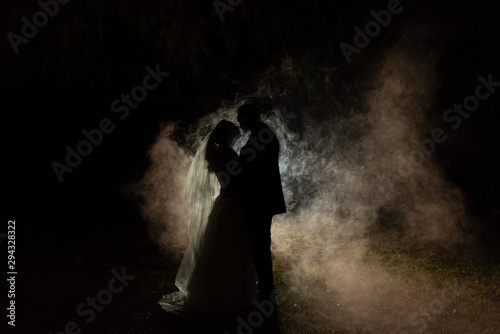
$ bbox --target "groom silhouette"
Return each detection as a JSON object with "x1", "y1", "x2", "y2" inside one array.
[{"x1": 236, "y1": 104, "x2": 286, "y2": 301}]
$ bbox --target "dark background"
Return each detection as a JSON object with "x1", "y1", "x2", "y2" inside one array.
[
  {"x1": 3, "y1": 0, "x2": 499, "y2": 233},
  {"x1": 1, "y1": 0, "x2": 499, "y2": 332}
]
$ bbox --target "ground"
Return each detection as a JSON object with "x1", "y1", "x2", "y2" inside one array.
[{"x1": 16, "y1": 216, "x2": 500, "y2": 334}]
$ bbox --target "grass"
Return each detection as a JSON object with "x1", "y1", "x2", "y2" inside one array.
[
  {"x1": 270, "y1": 228, "x2": 500, "y2": 334},
  {"x1": 17, "y1": 221, "x2": 500, "y2": 333}
]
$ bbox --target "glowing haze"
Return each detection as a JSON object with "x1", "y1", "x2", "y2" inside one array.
[{"x1": 127, "y1": 19, "x2": 478, "y2": 332}]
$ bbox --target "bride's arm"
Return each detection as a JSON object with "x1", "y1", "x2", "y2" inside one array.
[{"x1": 215, "y1": 146, "x2": 243, "y2": 198}]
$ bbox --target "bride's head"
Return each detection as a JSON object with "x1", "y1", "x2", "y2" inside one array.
[
  {"x1": 205, "y1": 120, "x2": 240, "y2": 172},
  {"x1": 211, "y1": 120, "x2": 240, "y2": 146}
]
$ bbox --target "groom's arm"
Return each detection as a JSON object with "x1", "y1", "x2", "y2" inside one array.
[
  {"x1": 240, "y1": 127, "x2": 286, "y2": 215},
  {"x1": 238, "y1": 131, "x2": 278, "y2": 189}
]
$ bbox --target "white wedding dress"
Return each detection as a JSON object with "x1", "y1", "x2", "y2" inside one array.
[{"x1": 158, "y1": 132, "x2": 257, "y2": 313}]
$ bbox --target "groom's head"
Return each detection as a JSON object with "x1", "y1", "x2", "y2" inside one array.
[{"x1": 237, "y1": 104, "x2": 260, "y2": 131}]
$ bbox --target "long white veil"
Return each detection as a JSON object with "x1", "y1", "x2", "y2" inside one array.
[
  {"x1": 176, "y1": 131, "x2": 219, "y2": 291},
  {"x1": 159, "y1": 131, "x2": 219, "y2": 311}
]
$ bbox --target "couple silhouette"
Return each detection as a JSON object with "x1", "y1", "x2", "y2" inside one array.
[{"x1": 159, "y1": 104, "x2": 286, "y2": 314}]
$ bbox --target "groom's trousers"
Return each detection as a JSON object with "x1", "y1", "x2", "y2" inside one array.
[{"x1": 246, "y1": 211, "x2": 275, "y2": 300}]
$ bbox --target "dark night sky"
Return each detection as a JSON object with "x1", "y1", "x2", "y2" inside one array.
[
  {"x1": 1, "y1": 0, "x2": 500, "y2": 333},
  {"x1": 2, "y1": 0, "x2": 499, "y2": 245}
]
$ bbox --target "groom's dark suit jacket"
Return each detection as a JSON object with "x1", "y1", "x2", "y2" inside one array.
[{"x1": 238, "y1": 122, "x2": 286, "y2": 216}]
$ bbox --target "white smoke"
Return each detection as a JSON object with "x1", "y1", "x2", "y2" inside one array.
[{"x1": 126, "y1": 18, "x2": 477, "y2": 332}]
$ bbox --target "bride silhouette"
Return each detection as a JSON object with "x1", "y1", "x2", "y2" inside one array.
[{"x1": 159, "y1": 120, "x2": 257, "y2": 313}]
